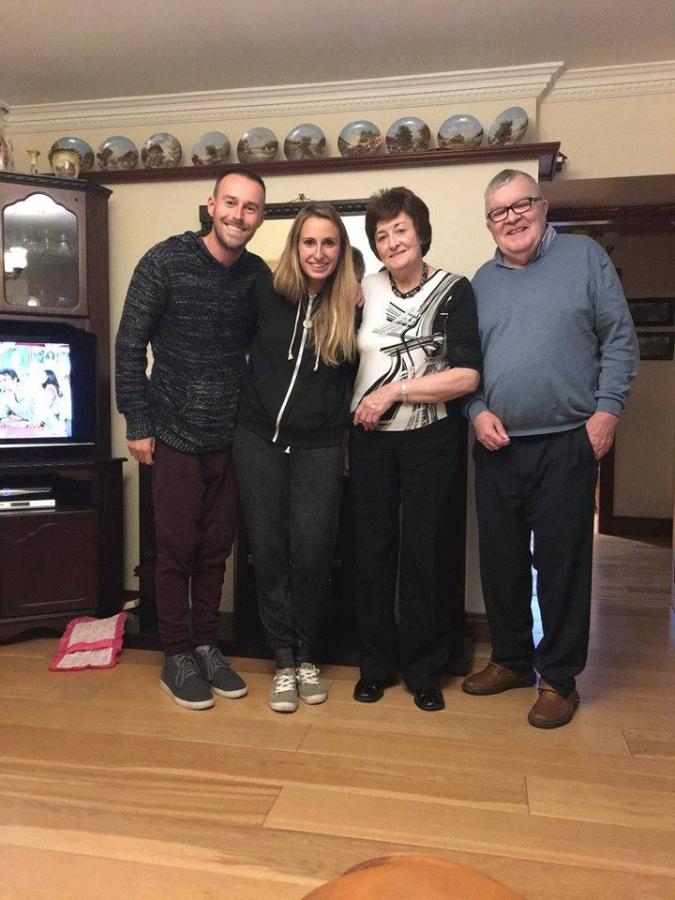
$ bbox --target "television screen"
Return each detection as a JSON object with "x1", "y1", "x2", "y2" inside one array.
[
  {"x1": 0, "y1": 326, "x2": 96, "y2": 455},
  {"x1": 0, "y1": 341, "x2": 73, "y2": 440}
]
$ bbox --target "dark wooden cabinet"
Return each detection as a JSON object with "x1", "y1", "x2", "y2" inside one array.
[
  {"x1": 0, "y1": 510, "x2": 97, "y2": 619},
  {"x1": 1, "y1": 172, "x2": 113, "y2": 456},
  {"x1": 0, "y1": 458, "x2": 124, "y2": 640},
  {"x1": 0, "y1": 172, "x2": 123, "y2": 641},
  {"x1": 1, "y1": 182, "x2": 89, "y2": 318}
]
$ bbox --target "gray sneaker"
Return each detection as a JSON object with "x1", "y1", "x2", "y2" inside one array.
[
  {"x1": 296, "y1": 663, "x2": 328, "y2": 704},
  {"x1": 194, "y1": 645, "x2": 248, "y2": 698},
  {"x1": 268, "y1": 671, "x2": 299, "y2": 713},
  {"x1": 160, "y1": 652, "x2": 214, "y2": 710}
]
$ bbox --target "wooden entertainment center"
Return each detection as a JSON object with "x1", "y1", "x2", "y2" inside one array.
[{"x1": 0, "y1": 171, "x2": 123, "y2": 641}]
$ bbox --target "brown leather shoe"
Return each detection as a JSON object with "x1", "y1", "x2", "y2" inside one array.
[
  {"x1": 528, "y1": 683, "x2": 580, "y2": 729},
  {"x1": 461, "y1": 662, "x2": 536, "y2": 695}
]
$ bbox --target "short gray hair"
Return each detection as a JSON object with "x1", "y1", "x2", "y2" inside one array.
[{"x1": 484, "y1": 169, "x2": 541, "y2": 200}]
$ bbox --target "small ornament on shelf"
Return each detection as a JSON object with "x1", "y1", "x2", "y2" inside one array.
[
  {"x1": 0, "y1": 129, "x2": 14, "y2": 171},
  {"x1": 26, "y1": 149, "x2": 40, "y2": 174}
]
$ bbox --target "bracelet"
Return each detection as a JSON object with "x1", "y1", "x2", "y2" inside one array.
[{"x1": 400, "y1": 380, "x2": 408, "y2": 403}]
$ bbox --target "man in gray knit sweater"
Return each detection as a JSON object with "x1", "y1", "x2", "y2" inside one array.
[
  {"x1": 115, "y1": 169, "x2": 268, "y2": 709},
  {"x1": 462, "y1": 169, "x2": 638, "y2": 728}
]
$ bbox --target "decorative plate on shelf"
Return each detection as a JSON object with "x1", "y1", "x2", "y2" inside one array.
[
  {"x1": 49, "y1": 137, "x2": 95, "y2": 172},
  {"x1": 385, "y1": 117, "x2": 432, "y2": 154},
  {"x1": 237, "y1": 128, "x2": 278, "y2": 164},
  {"x1": 437, "y1": 114, "x2": 484, "y2": 149},
  {"x1": 191, "y1": 131, "x2": 231, "y2": 166},
  {"x1": 141, "y1": 133, "x2": 182, "y2": 168},
  {"x1": 283, "y1": 124, "x2": 327, "y2": 161},
  {"x1": 486, "y1": 107, "x2": 529, "y2": 146},
  {"x1": 337, "y1": 121, "x2": 383, "y2": 157},
  {"x1": 97, "y1": 136, "x2": 139, "y2": 170}
]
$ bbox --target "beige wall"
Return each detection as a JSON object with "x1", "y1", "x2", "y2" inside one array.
[{"x1": 539, "y1": 91, "x2": 675, "y2": 180}]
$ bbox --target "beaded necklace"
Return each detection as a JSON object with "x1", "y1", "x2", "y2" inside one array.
[{"x1": 388, "y1": 262, "x2": 429, "y2": 299}]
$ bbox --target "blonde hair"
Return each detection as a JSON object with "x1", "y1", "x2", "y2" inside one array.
[{"x1": 273, "y1": 204, "x2": 357, "y2": 366}]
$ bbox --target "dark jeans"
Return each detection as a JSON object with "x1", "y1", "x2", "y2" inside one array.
[
  {"x1": 233, "y1": 424, "x2": 343, "y2": 668},
  {"x1": 474, "y1": 425, "x2": 598, "y2": 695},
  {"x1": 349, "y1": 418, "x2": 460, "y2": 691},
  {"x1": 152, "y1": 439, "x2": 237, "y2": 656}
]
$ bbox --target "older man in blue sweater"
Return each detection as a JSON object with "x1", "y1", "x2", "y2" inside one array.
[{"x1": 463, "y1": 169, "x2": 638, "y2": 728}]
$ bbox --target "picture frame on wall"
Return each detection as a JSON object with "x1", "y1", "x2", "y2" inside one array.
[
  {"x1": 627, "y1": 298, "x2": 675, "y2": 327},
  {"x1": 636, "y1": 332, "x2": 675, "y2": 361},
  {"x1": 199, "y1": 197, "x2": 381, "y2": 277}
]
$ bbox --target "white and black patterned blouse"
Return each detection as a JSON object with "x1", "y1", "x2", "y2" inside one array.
[{"x1": 351, "y1": 269, "x2": 481, "y2": 431}]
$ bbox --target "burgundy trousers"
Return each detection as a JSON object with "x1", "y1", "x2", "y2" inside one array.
[{"x1": 151, "y1": 439, "x2": 237, "y2": 655}]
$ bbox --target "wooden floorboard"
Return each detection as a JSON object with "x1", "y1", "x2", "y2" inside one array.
[
  {"x1": 264, "y1": 783, "x2": 675, "y2": 877},
  {"x1": 1, "y1": 531, "x2": 674, "y2": 898}
]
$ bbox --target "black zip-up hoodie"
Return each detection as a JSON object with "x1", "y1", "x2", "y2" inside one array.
[{"x1": 238, "y1": 272, "x2": 354, "y2": 448}]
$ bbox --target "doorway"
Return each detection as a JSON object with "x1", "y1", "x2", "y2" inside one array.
[{"x1": 546, "y1": 176, "x2": 674, "y2": 540}]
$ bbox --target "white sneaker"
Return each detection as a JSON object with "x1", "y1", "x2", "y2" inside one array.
[
  {"x1": 296, "y1": 663, "x2": 328, "y2": 705},
  {"x1": 268, "y1": 671, "x2": 299, "y2": 713}
]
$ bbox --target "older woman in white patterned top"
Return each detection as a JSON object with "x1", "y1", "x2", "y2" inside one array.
[{"x1": 350, "y1": 186, "x2": 482, "y2": 712}]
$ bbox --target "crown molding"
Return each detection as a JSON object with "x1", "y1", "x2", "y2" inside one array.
[
  {"x1": 6, "y1": 63, "x2": 562, "y2": 133},
  {"x1": 548, "y1": 60, "x2": 675, "y2": 101},
  {"x1": 6, "y1": 60, "x2": 672, "y2": 132}
]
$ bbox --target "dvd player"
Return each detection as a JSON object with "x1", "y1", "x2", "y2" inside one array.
[
  {"x1": 0, "y1": 497, "x2": 56, "y2": 510},
  {"x1": 0, "y1": 486, "x2": 55, "y2": 511}
]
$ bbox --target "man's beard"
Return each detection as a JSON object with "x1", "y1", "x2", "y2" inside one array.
[{"x1": 213, "y1": 219, "x2": 249, "y2": 252}]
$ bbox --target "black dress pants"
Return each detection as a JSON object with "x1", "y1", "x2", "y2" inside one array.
[
  {"x1": 349, "y1": 418, "x2": 460, "y2": 691},
  {"x1": 473, "y1": 425, "x2": 598, "y2": 695}
]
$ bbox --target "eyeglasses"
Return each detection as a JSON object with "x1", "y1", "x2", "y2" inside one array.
[{"x1": 486, "y1": 196, "x2": 544, "y2": 224}]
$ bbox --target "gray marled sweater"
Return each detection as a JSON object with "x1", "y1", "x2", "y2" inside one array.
[{"x1": 115, "y1": 231, "x2": 269, "y2": 453}]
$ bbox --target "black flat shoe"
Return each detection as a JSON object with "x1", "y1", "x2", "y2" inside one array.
[
  {"x1": 353, "y1": 678, "x2": 385, "y2": 703},
  {"x1": 413, "y1": 686, "x2": 445, "y2": 711}
]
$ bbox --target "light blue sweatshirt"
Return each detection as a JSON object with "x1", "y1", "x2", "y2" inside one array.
[{"x1": 466, "y1": 232, "x2": 639, "y2": 436}]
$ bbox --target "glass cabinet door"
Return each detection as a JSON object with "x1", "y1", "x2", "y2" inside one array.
[{"x1": 1, "y1": 190, "x2": 87, "y2": 316}]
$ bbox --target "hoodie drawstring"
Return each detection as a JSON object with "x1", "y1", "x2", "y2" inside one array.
[
  {"x1": 274, "y1": 294, "x2": 315, "y2": 443},
  {"x1": 287, "y1": 296, "x2": 304, "y2": 360}
]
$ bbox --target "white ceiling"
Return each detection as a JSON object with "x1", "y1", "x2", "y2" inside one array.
[{"x1": 2, "y1": 0, "x2": 673, "y2": 108}]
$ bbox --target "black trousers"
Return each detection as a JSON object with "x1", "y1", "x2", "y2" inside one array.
[
  {"x1": 152, "y1": 439, "x2": 237, "y2": 656},
  {"x1": 349, "y1": 418, "x2": 460, "y2": 691},
  {"x1": 473, "y1": 425, "x2": 598, "y2": 695},
  {"x1": 233, "y1": 424, "x2": 343, "y2": 669}
]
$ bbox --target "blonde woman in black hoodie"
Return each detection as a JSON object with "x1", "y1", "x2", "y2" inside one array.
[{"x1": 234, "y1": 203, "x2": 358, "y2": 713}]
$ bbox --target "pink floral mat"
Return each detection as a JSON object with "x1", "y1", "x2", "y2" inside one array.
[{"x1": 49, "y1": 612, "x2": 127, "y2": 672}]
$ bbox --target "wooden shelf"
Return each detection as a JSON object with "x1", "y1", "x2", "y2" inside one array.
[
  {"x1": 0, "y1": 170, "x2": 111, "y2": 197},
  {"x1": 83, "y1": 142, "x2": 561, "y2": 185}
]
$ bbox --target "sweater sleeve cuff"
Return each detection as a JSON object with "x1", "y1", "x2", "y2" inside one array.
[
  {"x1": 125, "y1": 413, "x2": 154, "y2": 441},
  {"x1": 596, "y1": 398, "x2": 623, "y2": 416},
  {"x1": 466, "y1": 397, "x2": 488, "y2": 422}
]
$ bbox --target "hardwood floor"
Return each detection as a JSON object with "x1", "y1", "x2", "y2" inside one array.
[{"x1": 1, "y1": 532, "x2": 674, "y2": 899}]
